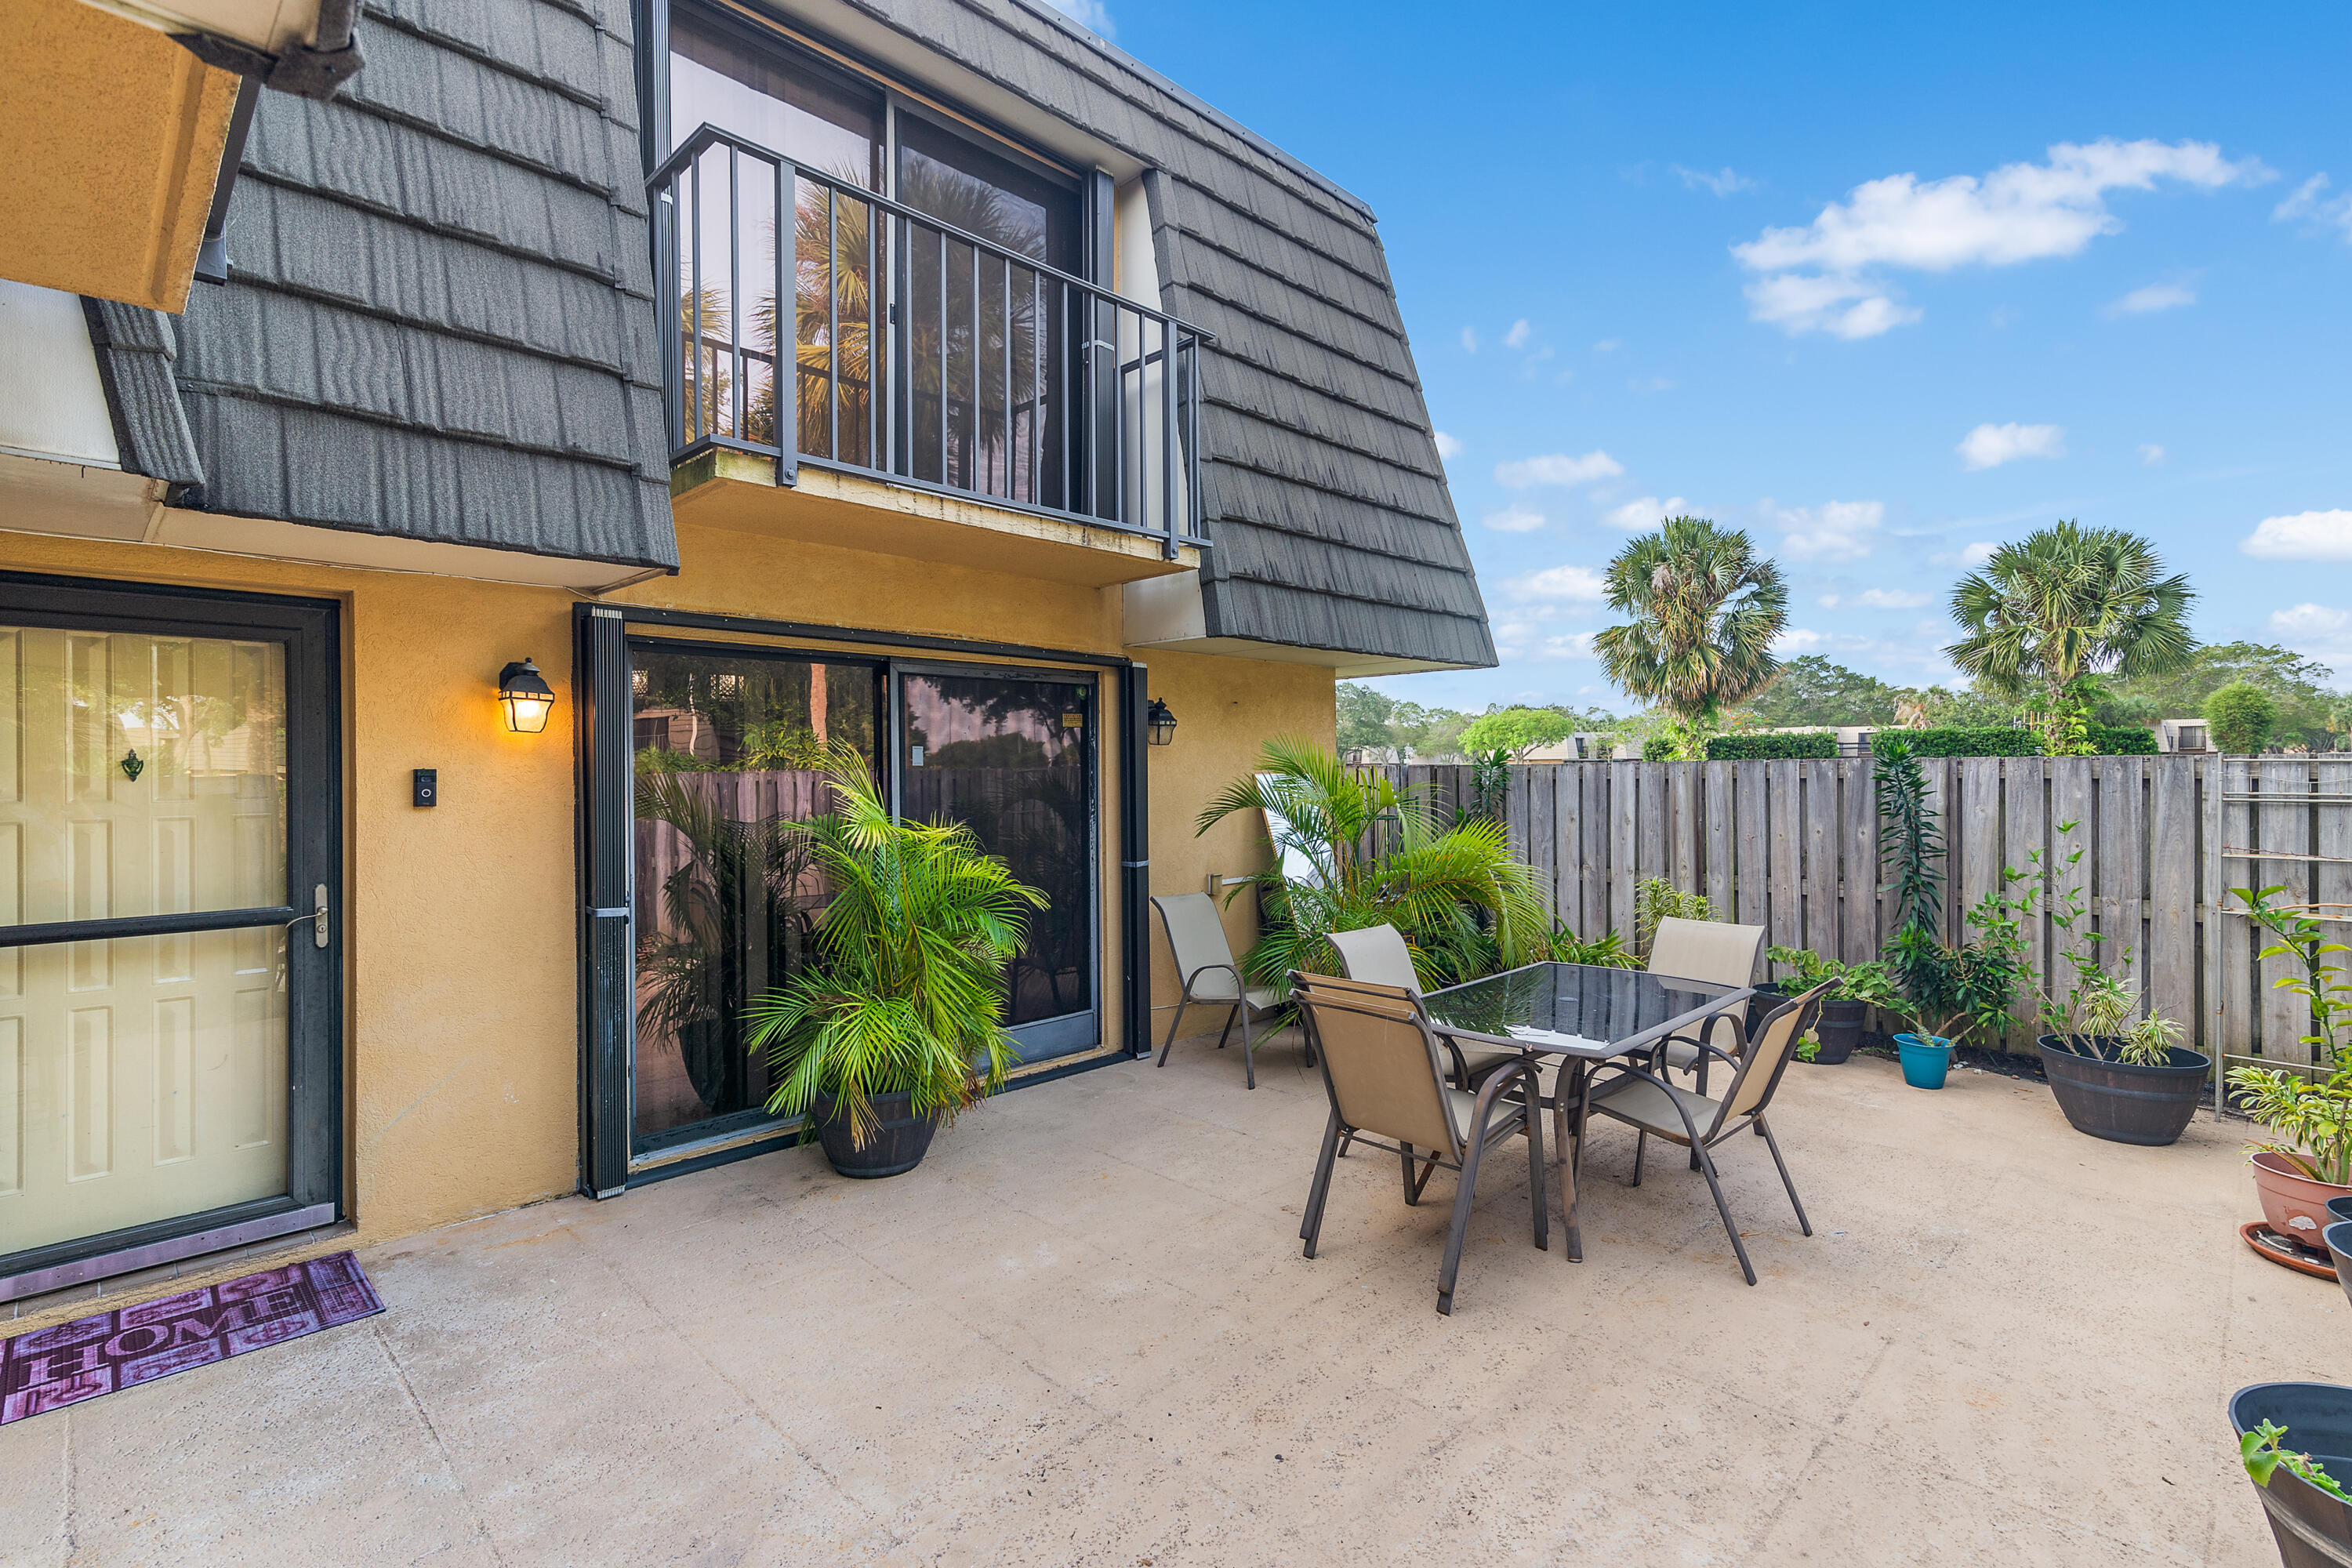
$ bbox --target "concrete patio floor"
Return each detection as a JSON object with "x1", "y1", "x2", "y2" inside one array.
[{"x1": 4, "y1": 1029, "x2": 2343, "y2": 1566}]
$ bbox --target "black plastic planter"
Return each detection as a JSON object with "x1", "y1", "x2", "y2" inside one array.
[
  {"x1": 1812, "y1": 1000, "x2": 1865, "y2": 1065},
  {"x1": 2038, "y1": 1035, "x2": 2211, "y2": 1147},
  {"x1": 811, "y1": 1089, "x2": 941, "y2": 1178},
  {"x1": 2230, "y1": 1383, "x2": 2352, "y2": 1567},
  {"x1": 1745, "y1": 982, "x2": 1792, "y2": 1040}
]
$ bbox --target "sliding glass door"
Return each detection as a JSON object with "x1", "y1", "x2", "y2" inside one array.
[{"x1": 895, "y1": 665, "x2": 1097, "y2": 1063}]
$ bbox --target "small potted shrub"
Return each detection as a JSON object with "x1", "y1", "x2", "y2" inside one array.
[
  {"x1": 2225, "y1": 884, "x2": 2352, "y2": 1240},
  {"x1": 744, "y1": 764, "x2": 1046, "y2": 1179},
  {"x1": 2231, "y1": 1384, "x2": 2352, "y2": 1566},
  {"x1": 1765, "y1": 945, "x2": 1897, "y2": 1064},
  {"x1": 2013, "y1": 818, "x2": 2205, "y2": 1143}
]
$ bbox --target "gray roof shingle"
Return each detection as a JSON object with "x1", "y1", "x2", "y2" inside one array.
[{"x1": 152, "y1": 0, "x2": 677, "y2": 573}]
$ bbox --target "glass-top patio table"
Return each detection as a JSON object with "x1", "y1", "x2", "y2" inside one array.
[{"x1": 1423, "y1": 962, "x2": 1753, "y2": 1264}]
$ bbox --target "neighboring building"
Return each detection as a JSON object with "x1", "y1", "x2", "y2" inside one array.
[
  {"x1": 0, "y1": 0, "x2": 1490, "y2": 1300},
  {"x1": 2159, "y1": 718, "x2": 2212, "y2": 754}
]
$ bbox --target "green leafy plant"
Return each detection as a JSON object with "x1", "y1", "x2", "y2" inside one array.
[
  {"x1": 1766, "y1": 945, "x2": 1899, "y2": 1006},
  {"x1": 1705, "y1": 731, "x2": 1838, "y2": 760},
  {"x1": 2243, "y1": 1421, "x2": 2352, "y2": 1503},
  {"x1": 1464, "y1": 747, "x2": 1515, "y2": 822},
  {"x1": 1538, "y1": 923, "x2": 1638, "y2": 969},
  {"x1": 1634, "y1": 877, "x2": 1714, "y2": 960},
  {"x1": 2000, "y1": 818, "x2": 2179, "y2": 1065},
  {"x1": 2223, "y1": 886, "x2": 2352, "y2": 1178},
  {"x1": 1457, "y1": 707, "x2": 1574, "y2": 760},
  {"x1": 2205, "y1": 681, "x2": 2280, "y2": 756},
  {"x1": 1795, "y1": 1030, "x2": 1821, "y2": 1063},
  {"x1": 1873, "y1": 736, "x2": 2028, "y2": 1046},
  {"x1": 742, "y1": 764, "x2": 1047, "y2": 1149},
  {"x1": 1200, "y1": 737, "x2": 1548, "y2": 996}
]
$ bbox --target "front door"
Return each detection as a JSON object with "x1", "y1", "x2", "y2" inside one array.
[
  {"x1": 895, "y1": 665, "x2": 1096, "y2": 1063},
  {"x1": 0, "y1": 579, "x2": 339, "y2": 1298}
]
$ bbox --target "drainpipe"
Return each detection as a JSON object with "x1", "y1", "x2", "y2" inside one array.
[{"x1": 171, "y1": 0, "x2": 367, "y2": 285}]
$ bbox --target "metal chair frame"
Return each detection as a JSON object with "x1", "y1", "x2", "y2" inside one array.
[
  {"x1": 1578, "y1": 984, "x2": 1829, "y2": 1286},
  {"x1": 1150, "y1": 892, "x2": 1286, "y2": 1089},
  {"x1": 1291, "y1": 973, "x2": 1547, "y2": 1316}
]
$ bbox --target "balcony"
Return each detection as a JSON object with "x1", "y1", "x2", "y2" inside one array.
[{"x1": 650, "y1": 125, "x2": 1212, "y2": 587}]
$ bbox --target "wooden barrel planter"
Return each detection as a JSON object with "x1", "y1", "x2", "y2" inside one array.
[
  {"x1": 2038, "y1": 1035, "x2": 2210, "y2": 1147},
  {"x1": 2231, "y1": 1383, "x2": 2352, "y2": 1567}
]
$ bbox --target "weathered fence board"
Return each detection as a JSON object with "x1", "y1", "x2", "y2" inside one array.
[{"x1": 1355, "y1": 751, "x2": 2301, "y2": 1062}]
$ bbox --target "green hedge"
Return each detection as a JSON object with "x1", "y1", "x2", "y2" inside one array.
[
  {"x1": 1900, "y1": 726, "x2": 2042, "y2": 757},
  {"x1": 1642, "y1": 737, "x2": 1672, "y2": 762},
  {"x1": 1705, "y1": 732, "x2": 1838, "y2": 760},
  {"x1": 1897, "y1": 725, "x2": 2157, "y2": 757}
]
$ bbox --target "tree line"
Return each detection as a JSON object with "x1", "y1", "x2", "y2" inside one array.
[{"x1": 1342, "y1": 515, "x2": 2351, "y2": 761}]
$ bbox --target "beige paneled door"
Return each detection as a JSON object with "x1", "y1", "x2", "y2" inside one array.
[{"x1": 0, "y1": 583, "x2": 339, "y2": 1300}]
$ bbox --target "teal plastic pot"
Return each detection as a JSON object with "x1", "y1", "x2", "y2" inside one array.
[{"x1": 1894, "y1": 1033, "x2": 1953, "y2": 1090}]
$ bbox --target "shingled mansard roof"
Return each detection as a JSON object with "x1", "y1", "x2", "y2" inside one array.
[
  {"x1": 873, "y1": 0, "x2": 1494, "y2": 667},
  {"x1": 116, "y1": 0, "x2": 679, "y2": 573},
  {"x1": 86, "y1": 0, "x2": 1489, "y2": 666}
]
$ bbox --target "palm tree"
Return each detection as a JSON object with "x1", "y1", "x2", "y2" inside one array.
[
  {"x1": 1592, "y1": 517, "x2": 1788, "y2": 753},
  {"x1": 1944, "y1": 521, "x2": 2195, "y2": 755},
  {"x1": 1196, "y1": 737, "x2": 1549, "y2": 993}
]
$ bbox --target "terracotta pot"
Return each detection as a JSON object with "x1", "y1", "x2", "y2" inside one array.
[{"x1": 2252, "y1": 1151, "x2": 2352, "y2": 1250}]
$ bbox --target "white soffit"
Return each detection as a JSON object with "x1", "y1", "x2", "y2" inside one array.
[
  {"x1": 0, "y1": 281, "x2": 121, "y2": 469},
  {"x1": 76, "y1": 0, "x2": 324, "y2": 55}
]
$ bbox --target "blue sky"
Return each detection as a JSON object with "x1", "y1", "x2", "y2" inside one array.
[{"x1": 1069, "y1": 0, "x2": 2352, "y2": 712}]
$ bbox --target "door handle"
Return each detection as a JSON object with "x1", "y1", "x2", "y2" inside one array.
[{"x1": 285, "y1": 884, "x2": 328, "y2": 948}]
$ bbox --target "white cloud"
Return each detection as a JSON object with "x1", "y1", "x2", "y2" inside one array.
[
  {"x1": 1674, "y1": 164, "x2": 1756, "y2": 197},
  {"x1": 1929, "y1": 540, "x2": 2000, "y2": 568},
  {"x1": 1481, "y1": 503, "x2": 1546, "y2": 533},
  {"x1": 1042, "y1": 0, "x2": 1113, "y2": 35},
  {"x1": 2107, "y1": 281, "x2": 2196, "y2": 316},
  {"x1": 1592, "y1": 338, "x2": 1622, "y2": 353},
  {"x1": 1958, "y1": 422, "x2": 2067, "y2": 470},
  {"x1": 1503, "y1": 318, "x2": 1532, "y2": 349},
  {"x1": 1433, "y1": 431, "x2": 1463, "y2": 460},
  {"x1": 1461, "y1": 327, "x2": 1479, "y2": 352},
  {"x1": 1494, "y1": 450, "x2": 1625, "y2": 489},
  {"x1": 1821, "y1": 587, "x2": 1934, "y2": 610},
  {"x1": 2275, "y1": 174, "x2": 2352, "y2": 241},
  {"x1": 2138, "y1": 443, "x2": 2167, "y2": 466},
  {"x1": 1733, "y1": 139, "x2": 2270, "y2": 338},
  {"x1": 2242, "y1": 510, "x2": 2352, "y2": 561},
  {"x1": 1773, "y1": 499, "x2": 1885, "y2": 561},
  {"x1": 1601, "y1": 495, "x2": 1688, "y2": 531},
  {"x1": 1508, "y1": 564, "x2": 1608, "y2": 602},
  {"x1": 2269, "y1": 604, "x2": 2352, "y2": 677}
]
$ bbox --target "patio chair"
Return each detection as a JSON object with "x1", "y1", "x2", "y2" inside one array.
[
  {"x1": 1327, "y1": 924, "x2": 1515, "y2": 1090},
  {"x1": 1645, "y1": 916, "x2": 1766, "y2": 1094},
  {"x1": 1152, "y1": 891, "x2": 1283, "y2": 1089},
  {"x1": 1290, "y1": 973, "x2": 1545, "y2": 1316},
  {"x1": 1579, "y1": 981, "x2": 1831, "y2": 1286}
]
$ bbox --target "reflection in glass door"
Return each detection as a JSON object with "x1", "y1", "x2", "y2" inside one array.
[
  {"x1": 0, "y1": 591, "x2": 339, "y2": 1290},
  {"x1": 628, "y1": 643, "x2": 880, "y2": 1153},
  {"x1": 897, "y1": 667, "x2": 1095, "y2": 1062}
]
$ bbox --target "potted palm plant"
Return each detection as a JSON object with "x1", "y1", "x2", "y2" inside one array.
[
  {"x1": 742, "y1": 764, "x2": 1047, "y2": 1178},
  {"x1": 2227, "y1": 884, "x2": 2352, "y2": 1241},
  {"x1": 1196, "y1": 737, "x2": 1548, "y2": 995}
]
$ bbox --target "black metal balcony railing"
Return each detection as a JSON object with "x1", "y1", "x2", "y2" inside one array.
[{"x1": 650, "y1": 125, "x2": 1214, "y2": 557}]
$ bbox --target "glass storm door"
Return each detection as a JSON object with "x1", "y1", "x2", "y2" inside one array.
[
  {"x1": 0, "y1": 583, "x2": 339, "y2": 1296},
  {"x1": 895, "y1": 666, "x2": 1096, "y2": 1063},
  {"x1": 628, "y1": 641, "x2": 881, "y2": 1156}
]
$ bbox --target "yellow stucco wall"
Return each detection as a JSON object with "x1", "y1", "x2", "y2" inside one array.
[
  {"x1": 1133, "y1": 650, "x2": 1335, "y2": 1042},
  {"x1": 0, "y1": 0, "x2": 241, "y2": 313},
  {"x1": 0, "y1": 521, "x2": 1333, "y2": 1276}
]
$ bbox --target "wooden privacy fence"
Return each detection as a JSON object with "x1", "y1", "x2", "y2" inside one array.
[{"x1": 1355, "y1": 757, "x2": 2352, "y2": 1063}]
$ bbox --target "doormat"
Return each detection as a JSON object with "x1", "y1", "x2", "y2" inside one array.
[{"x1": 0, "y1": 1251, "x2": 383, "y2": 1425}]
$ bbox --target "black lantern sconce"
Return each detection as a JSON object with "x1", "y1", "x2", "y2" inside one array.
[
  {"x1": 497, "y1": 658, "x2": 556, "y2": 734},
  {"x1": 1145, "y1": 698, "x2": 1178, "y2": 748}
]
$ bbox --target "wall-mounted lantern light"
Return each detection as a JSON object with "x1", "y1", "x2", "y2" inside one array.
[
  {"x1": 498, "y1": 658, "x2": 556, "y2": 734},
  {"x1": 1145, "y1": 698, "x2": 1177, "y2": 747}
]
